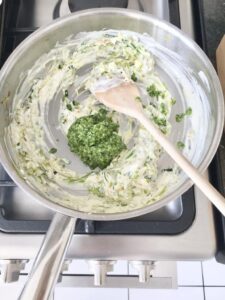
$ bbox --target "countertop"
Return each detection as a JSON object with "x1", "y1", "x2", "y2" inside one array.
[{"x1": 201, "y1": 0, "x2": 225, "y2": 193}]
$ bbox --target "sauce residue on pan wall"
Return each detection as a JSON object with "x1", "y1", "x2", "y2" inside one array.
[{"x1": 6, "y1": 30, "x2": 206, "y2": 214}]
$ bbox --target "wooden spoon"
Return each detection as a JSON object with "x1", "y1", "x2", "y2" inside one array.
[{"x1": 94, "y1": 82, "x2": 225, "y2": 216}]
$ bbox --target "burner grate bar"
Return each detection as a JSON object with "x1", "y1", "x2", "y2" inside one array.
[
  {"x1": 0, "y1": 181, "x2": 16, "y2": 187},
  {"x1": 4, "y1": 28, "x2": 37, "y2": 35}
]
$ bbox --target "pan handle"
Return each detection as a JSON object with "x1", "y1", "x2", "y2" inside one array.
[{"x1": 18, "y1": 213, "x2": 76, "y2": 300}]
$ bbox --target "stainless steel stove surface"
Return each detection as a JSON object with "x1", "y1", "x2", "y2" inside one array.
[{"x1": 0, "y1": 0, "x2": 223, "y2": 289}]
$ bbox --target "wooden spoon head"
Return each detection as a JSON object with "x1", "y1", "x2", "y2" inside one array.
[{"x1": 94, "y1": 82, "x2": 142, "y2": 118}]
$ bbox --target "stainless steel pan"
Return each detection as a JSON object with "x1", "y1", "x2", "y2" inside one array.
[{"x1": 0, "y1": 8, "x2": 223, "y2": 300}]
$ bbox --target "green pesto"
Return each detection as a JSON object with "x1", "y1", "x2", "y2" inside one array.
[{"x1": 67, "y1": 109, "x2": 126, "y2": 170}]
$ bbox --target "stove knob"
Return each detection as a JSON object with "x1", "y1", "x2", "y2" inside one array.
[
  {"x1": 88, "y1": 260, "x2": 115, "y2": 286},
  {"x1": 0, "y1": 259, "x2": 28, "y2": 283},
  {"x1": 130, "y1": 261, "x2": 155, "y2": 283}
]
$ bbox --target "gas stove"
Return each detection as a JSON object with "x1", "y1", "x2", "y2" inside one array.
[{"x1": 0, "y1": 0, "x2": 224, "y2": 289}]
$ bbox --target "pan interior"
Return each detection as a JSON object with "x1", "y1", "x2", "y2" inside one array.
[{"x1": 41, "y1": 32, "x2": 211, "y2": 179}]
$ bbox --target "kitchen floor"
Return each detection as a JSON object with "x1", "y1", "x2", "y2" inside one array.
[{"x1": 1, "y1": 258, "x2": 225, "y2": 299}]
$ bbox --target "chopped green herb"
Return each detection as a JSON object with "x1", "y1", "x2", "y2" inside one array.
[
  {"x1": 66, "y1": 104, "x2": 72, "y2": 111},
  {"x1": 16, "y1": 142, "x2": 20, "y2": 146},
  {"x1": 177, "y1": 141, "x2": 185, "y2": 149},
  {"x1": 53, "y1": 171, "x2": 58, "y2": 175},
  {"x1": 147, "y1": 84, "x2": 162, "y2": 98},
  {"x1": 58, "y1": 64, "x2": 63, "y2": 69},
  {"x1": 130, "y1": 42, "x2": 140, "y2": 52},
  {"x1": 49, "y1": 148, "x2": 57, "y2": 154},
  {"x1": 175, "y1": 107, "x2": 192, "y2": 122},
  {"x1": 153, "y1": 116, "x2": 167, "y2": 127},
  {"x1": 67, "y1": 109, "x2": 126, "y2": 169},
  {"x1": 131, "y1": 72, "x2": 137, "y2": 82},
  {"x1": 163, "y1": 168, "x2": 173, "y2": 172},
  {"x1": 135, "y1": 96, "x2": 142, "y2": 104},
  {"x1": 186, "y1": 107, "x2": 192, "y2": 115},
  {"x1": 90, "y1": 187, "x2": 104, "y2": 197},
  {"x1": 171, "y1": 98, "x2": 176, "y2": 105},
  {"x1": 72, "y1": 100, "x2": 80, "y2": 107},
  {"x1": 157, "y1": 187, "x2": 167, "y2": 197},
  {"x1": 64, "y1": 90, "x2": 69, "y2": 97},
  {"x1": 160, "y1": 103, "x2": 168, "y2": 115},
  {"x1": 161, "y1": 128, "x2": 168, "y2": 134},
  {"x1": 175, "y1": 114, "x2": 184, "y2": 122},
  {"x1": 149, "y1": 102, "x2": 157, "y2": 108},
  {"x1": 126, "y1": 150, "x2": 134, "y2": 159}
]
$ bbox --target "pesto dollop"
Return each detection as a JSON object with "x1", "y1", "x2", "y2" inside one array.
[{"x1": 67, "y1": 109, "x2": 126, "y2": 169}]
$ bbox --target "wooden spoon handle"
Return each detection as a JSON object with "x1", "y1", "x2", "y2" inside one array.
[{"x1": 137, "y1": 112, "x2": 225, "y2": 216}]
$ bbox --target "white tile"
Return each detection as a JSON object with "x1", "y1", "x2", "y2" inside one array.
[
  {"x1": 55, "y1": 287, "x2": 128, "y2": 300},
  {"x1": 64, "y1": 260, "x2": 128, "y2": 275},
  {"x1": 202, "y1": 258, "x2": 225, "y2": 286},
  {"x1": 129, "y1": 287, "x2": 204, "y2": 300},
  {"x1": 205, "y1": 287, "x2": 225, "y2": 300},
  {"x1": 177, "y1": 261, "x2": 203, "y2": 286},
  {"x1": 0, "y1": 283, "x2": 23, "y2": 300}
]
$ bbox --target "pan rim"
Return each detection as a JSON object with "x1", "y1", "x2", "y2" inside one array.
[{"x1": 0, "y1": 8, "x2": 223, "y2": 221}]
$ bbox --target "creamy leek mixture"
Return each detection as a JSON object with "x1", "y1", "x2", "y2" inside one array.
[{"x1": 7, "y1": 30, "x2": 180, "y2": 213}]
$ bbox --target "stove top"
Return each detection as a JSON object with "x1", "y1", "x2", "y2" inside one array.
[{"x1": 0, "y1": 0, "x2": 223, "y2": 265}]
